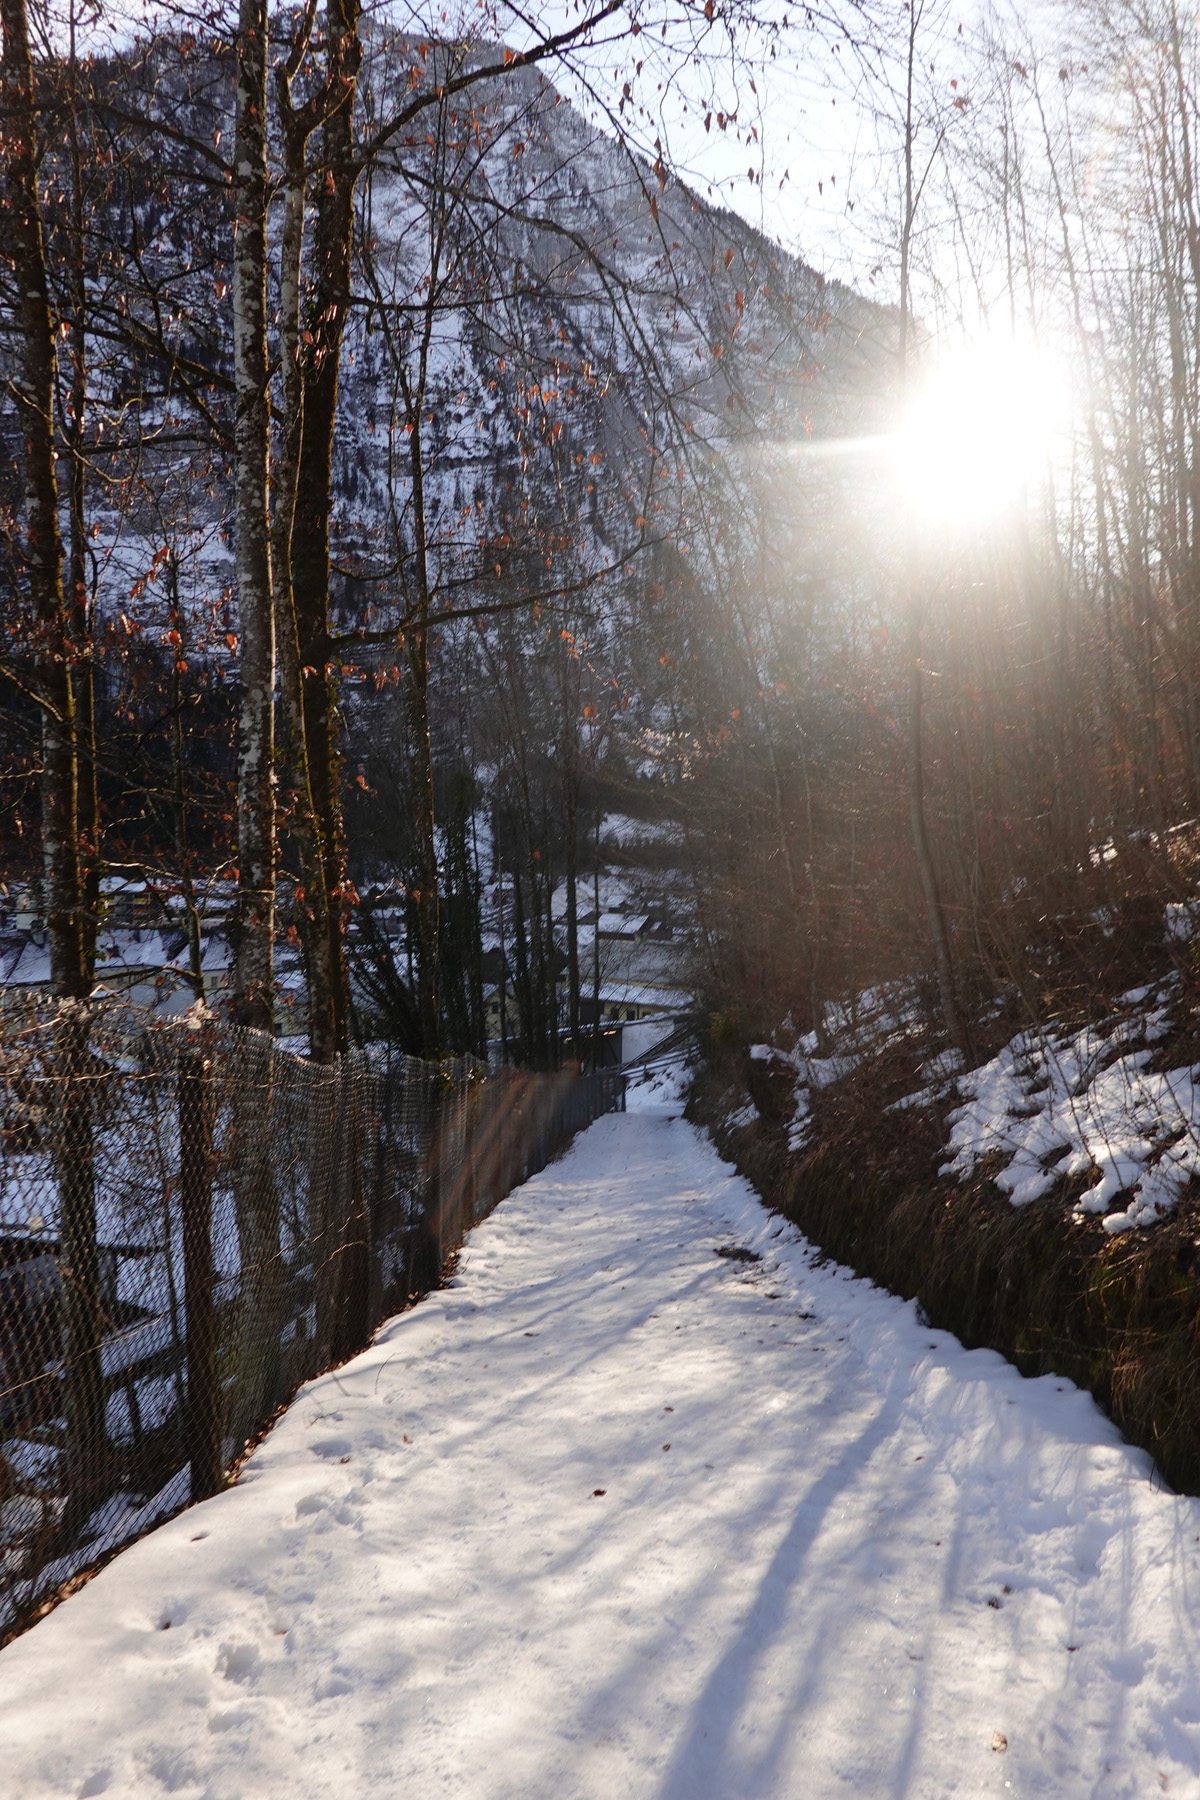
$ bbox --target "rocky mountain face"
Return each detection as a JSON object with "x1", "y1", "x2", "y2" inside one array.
[
  {"x1": 319, "y1": 43, "x2": 893, "y2": 858},
  {"x1": 4, "y1": 22, "x2": 890, "y2": 667},
  {"x1": 1, "y1": 18, "x2": 894, "y2": 1049},
  {"x1": 333, "y1": 49, "x2": 890, "y2": 630}
]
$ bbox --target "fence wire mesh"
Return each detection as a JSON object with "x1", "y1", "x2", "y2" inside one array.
[{"x1": 0, "y1": 995, "x2": 622, "y2": 1643}]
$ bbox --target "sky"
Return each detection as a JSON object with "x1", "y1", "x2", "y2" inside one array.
[
  {"x1": 500, "y1": 0, "x2": 984, "y2": 296},
  {"x1": 501, "y1": 0, "x2": 1098, "y2": 365},
  {"x1": 87, "y1": 0, "x2": 1077, "y2": 340}
]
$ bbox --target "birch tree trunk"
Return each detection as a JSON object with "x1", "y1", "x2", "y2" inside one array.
[
  {"x1": 65, "y1": 3, "x2": 98, "y2": 985},
  {"x1": 230, "y1": 0, "x2": 282, "y2": 1440},
  {"x1": 232, "y1": 0, "x2": 275, "y2": 1034},
  {"x1": 592, "y1": 804, "x2": 602, "y2": 1068},
  {"x1": 270, "y1": 0, "x2": 320, "y2": 648},
  {"x1": 564, "y1": 770, "x2": 580, "y2": 1062},
  {"x1": 167, "y1": 557, "x2": 205, "y2": 999},
  {"x1": 406, "y1": 410, "x2": 441, "y2": 1058}
]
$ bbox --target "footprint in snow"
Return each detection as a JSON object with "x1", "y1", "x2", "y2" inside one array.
[
  {"x1": 217, "y1": 1641, "x2": 262, "y2": 1685},
  {"x1": 310, "y1": 1437, "x2": 353, "y2": 1460}
]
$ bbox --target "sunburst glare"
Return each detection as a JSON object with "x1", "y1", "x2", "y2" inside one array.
[{"x1": 891, "y1": 336, "x2": 1066, "y2": 524}]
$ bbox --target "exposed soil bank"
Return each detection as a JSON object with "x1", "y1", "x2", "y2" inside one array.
[{"x1": 689, "y1": 1051, "x2": 1200, "y2": 1496}]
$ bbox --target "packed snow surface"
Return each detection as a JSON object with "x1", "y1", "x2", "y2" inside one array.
[{"x1": 3, "y1": 1078, "x2": 1200, "y2": 1797}]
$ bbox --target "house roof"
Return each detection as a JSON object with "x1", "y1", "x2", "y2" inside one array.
[{"x1": 597, "y1": 913, "x2": 650, "y2": 938}]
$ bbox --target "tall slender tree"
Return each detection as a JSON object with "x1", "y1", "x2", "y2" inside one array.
[
  {"x1": 2, "y1": 0, "x2": 104, "y2": 1531},
  {"x1": 231, "y1": 0, "x2": 275, "y2": 1033}
]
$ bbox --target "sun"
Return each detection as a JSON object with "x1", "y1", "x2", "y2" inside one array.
[{"x1": 890, "y1": 336, "x2": 1065, "y2": 524}]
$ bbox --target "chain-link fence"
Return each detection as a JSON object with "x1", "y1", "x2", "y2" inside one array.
[{"x1": 0, "y1": 995, "x2": 623, "y2": 1643}]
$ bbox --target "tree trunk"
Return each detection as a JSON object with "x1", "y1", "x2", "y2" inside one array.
[
  {"x1": 271, "y1": 0, "x2": 320, "y2": 656},
  {"x1": 2, "y1": 0, "x2": 85, "y2": 997},
  {"x1": 545, "y1": 851, "x2": 558, "y2": 1067},
  {"x1": 2, "y1": 0, "x2": 106, "y2": 1531},
  {"x1": 168, "y1": 557, "x2": 204, "y2": 998},
  {"x1": 232, "y1": 0, "x2": 276, "y2": 1033},
  {"x1": 496, "y1": 803, "x2": 509, "y2": 1063},
  {"x1": 228, "y1": 0, "x2": 282, "y2": 1448},
  {"x1": 512, "y1": 855, "x2": 533, "y2": 1063},
  {"x1": 592, "y1": 804, "x2": 602, "y2": 1068},
  {"x1": 179, "y1": 1034, "x2": 220, "y2": 1501},
  {"x1": 406, "y1": 414, "x2": 440, "y2": 1057},
  {"x1": 272, "y1": 4, "x2": 337, "y2": 1063},
  {"x1": 562, "y1": 718, "x2": 580, "y2": 1060},
  {"x1": 895, "y1": 10, "x2": 964, "y2": 1060},
  {"x1": 65, "y1": 9, "x2": 97, "y2": 985},
  {"x1": 907, "y1": 607, "x2": 968, "y2": 1058},
  {"x1": 290, "y1": 0, "x2": 361, "y2": 1061}
]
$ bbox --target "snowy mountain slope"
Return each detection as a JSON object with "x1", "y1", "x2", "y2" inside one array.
[{"x1": 12, "y1": 25, "x2": 890, "y2": 662}]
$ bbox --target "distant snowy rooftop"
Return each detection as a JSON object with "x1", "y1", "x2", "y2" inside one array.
[{"x1": 597, "y1": 913, "x2": 650, "y2": 937}]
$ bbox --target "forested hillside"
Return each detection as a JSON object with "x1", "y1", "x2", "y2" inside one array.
[
  {"x1": 0, "y1": 0, "x2": 888, "y2": 1063},
  {"x1": 8, "y1": 0, "x2": 1200, "y2": 1116}
]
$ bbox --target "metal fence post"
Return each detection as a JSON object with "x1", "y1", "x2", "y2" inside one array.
[
  {"x1": 53, "y1": 999, "x2": 109, "y2": 1540},
  {"x1": 331, "y1": 1053, "x2": 371, "y2": 1364},
  {"x1": 179, "y1": 1041, "x2": 220, "y2": 1502},
  {"x1": 410, "y1": 1071, "x2": 442, "y2": 1296}
]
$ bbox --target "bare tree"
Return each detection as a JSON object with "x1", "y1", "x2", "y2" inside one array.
[
  {"x1": 231, "y1": 0, "x2": 275, "y2": 1032},
  {"x1": 1, "y1": 0, "x2": 105, "y2": 1531}
]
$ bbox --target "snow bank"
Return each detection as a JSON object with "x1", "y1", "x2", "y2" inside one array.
[
  {"x1": 747, "y1": 983, "x2": 931, "y2": 1152},
  {"x1": 941, "y1": 985, "x2": 1200, "y2": 1231},
  {"x1": 762, "y1": 960, "x2": 1200, "y2": 1237},
  {"x1": 599, "y1": 812, "x2": 685, "y2": 849}
]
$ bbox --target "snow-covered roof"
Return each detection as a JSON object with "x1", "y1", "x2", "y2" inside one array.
[
  {"x1": 592, "y1": 984, "x2": 693, "y2": 1011},
  {"x1": 597, "y1": 913, "x2": 650, "y2": 937},
  {"x1": 3, "y1": 942, "x2": 51, "y2": 986}
]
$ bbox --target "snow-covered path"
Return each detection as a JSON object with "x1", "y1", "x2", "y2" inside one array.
[{"x1": 4, "y1": 1089, "x2": 1200, "y2": 1799}]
